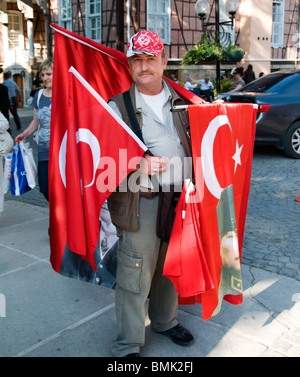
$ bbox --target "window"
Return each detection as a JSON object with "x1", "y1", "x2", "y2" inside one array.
[
  {"x1": 147, "y1": 0, "x2": 171, "y2": 44},
  {"x1": 59, "y1": 0, "x2": 72, "y2": 31},
  {"x1": 272, "y1": 0, "x2": 285, "y2": 48},
  {"x1": 86, "y1": 0, "x2": 102, "y2": 42},
  {"x1": 7, "y1": 12, "x2": 23, "y2": 49}
]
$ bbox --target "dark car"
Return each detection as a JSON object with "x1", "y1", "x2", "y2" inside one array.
[{"x1": 217, "y1": 70, "x2": 300, "y2": 158}]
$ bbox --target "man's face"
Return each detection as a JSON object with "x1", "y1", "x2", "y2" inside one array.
[
  {"x1": 128, "y1": 53, "x2": 168, "y2": 95},
  {"x1": 220, "y1": 230, "x2": 240, "y2": 270}
]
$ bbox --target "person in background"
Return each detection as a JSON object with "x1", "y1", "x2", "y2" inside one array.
[
  {"x1": 197, "y1": 76, "x2": 214, "y2": 102},
  {"x1": 230, "y1": 61, "x2": 243, "y2": 78},
  {"x1": 15, "y1": 59, "x2": 53, "y2": 203},
  {"x1": 29, "y1": 71, "x2": 43, "y2": 104},
  {"x1": 169, "y1": 72, "x2": 179, "y2": 84},
  {"x1": 244, "y1": 64, "x2": 256, "y2": 84},
  {"x1": 2, "y1": 71, "x2": 22, "y2": 130},
  {"x1": 184, "y1": 78, "x2": 201, "y2": 96},
  {"x1": 0, "y1": 111, "x2": 13, "y2": 214},
  {"x1": 230, "y1": 67, "x2": 245, "y2": 91},
  {"x1": 0, "y1": 69, "x2": 10, "y2": 129}
]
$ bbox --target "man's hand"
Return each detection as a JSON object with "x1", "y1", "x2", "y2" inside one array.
[{"x1": 137, "y1": 154, "x2": 169, "y2": 175}]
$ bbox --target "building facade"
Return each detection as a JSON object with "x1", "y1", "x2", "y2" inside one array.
[{"x1": 1, "y1": 0, "x2": 300, "y2": 106}]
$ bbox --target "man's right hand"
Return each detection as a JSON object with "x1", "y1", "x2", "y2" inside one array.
[{"x1": 137, "y1": 153, "x2": 169, "y2": 175}]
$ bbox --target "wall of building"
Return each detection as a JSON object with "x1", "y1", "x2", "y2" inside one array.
[
  {"x1": 238, "y1": 0, "x2": 273, "y2": 76},
  {"x1": 1, "y1": 0, "x2": 300, "y2": 106}
]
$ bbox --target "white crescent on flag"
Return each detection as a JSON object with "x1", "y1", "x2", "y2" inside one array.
[
  {"x1": 201, "y1": 115, "x2": 231, "y2": 200},
  {"x1": 58, "y1": 129, "x2": 101, "y2": 188},
  {"x1": 201, "y1": 115, "x2": 245, "y2": 199}
]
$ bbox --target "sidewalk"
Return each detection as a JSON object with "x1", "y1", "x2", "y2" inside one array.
[{"x1": 1, "y1": 199, "x2": 300, "y2": 357}]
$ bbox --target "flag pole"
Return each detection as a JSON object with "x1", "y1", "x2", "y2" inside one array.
[
  {"x1": 171, "y1": 105, "x2": 189, "y2": 112},
  {"x1": 171, "y1": 103, "x2": 259, "y2": 112}
]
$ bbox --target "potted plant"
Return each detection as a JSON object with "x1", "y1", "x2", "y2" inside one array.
[
  {"x1": 181, "y1": 33, "x2": 244, "y2": 65},
  {"x1": 223, "y1": 44, "x2": 245, "y2": 62}
]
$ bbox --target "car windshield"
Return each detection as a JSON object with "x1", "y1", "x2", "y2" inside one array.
[{"x1": 238, "y1": 73, "x2": 295, "y2": 93}]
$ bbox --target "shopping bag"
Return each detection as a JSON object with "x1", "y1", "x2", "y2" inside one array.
[
  {"x1": 10, "y1": 142, "x2": 37, "y2": 196},
  {"x1": 21, "y1": 142, "x2": 37, "y2": 189},
  {"x1": 163, "y1": 179, "x2": 214, "y2": 297}
]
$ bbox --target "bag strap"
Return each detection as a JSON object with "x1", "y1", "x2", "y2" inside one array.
[
  {"x1": 37, "y1": 89, "x2": 45, "y2": 107},
  {"x1": 122, "y1": 91, "x2": 144, "y2": 143},
  {"x1": 122, "y1": 90, "x2": 152, "y2": 156}
]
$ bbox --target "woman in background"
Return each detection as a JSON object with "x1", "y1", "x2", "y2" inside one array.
[
  {"x1": 15, "y1": 58, "x2": 53, "y2": 202},
  {"x1": 244, "y1": 64, "x2": 256, "y2": 84}
]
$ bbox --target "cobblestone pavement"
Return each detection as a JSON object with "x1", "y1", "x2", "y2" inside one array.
[
  {"x1": 242, "y1": 144, "x2": 300, "y2": 281},
  {"x1": 7, "y1": 109, "x2": 300, "y2": 281}
]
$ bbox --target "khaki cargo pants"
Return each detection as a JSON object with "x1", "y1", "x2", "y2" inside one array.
[{"x1": 111, "y1": 196, "x2": 178, "y2": 357}]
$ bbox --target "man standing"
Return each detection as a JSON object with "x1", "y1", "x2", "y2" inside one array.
[
  {"x1": 2, "y1": 71, "x2": 22, "y2": 130},
  {"x1": 108, "y1": 30, "x2": 194, "y2": 357}
]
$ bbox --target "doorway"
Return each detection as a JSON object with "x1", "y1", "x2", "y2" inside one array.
[{"x1": 13, "y1": 73, "x2": 24, "y2": 108}]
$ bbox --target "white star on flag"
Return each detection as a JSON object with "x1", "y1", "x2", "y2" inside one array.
[{"x1": 232, "y1": 139, "x2": 244, "y2": 173}]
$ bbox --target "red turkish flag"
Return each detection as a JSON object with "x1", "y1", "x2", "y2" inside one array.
[
  {"x1": 49, "y1": 25, "x2": 203, "y2": 279},
  {"x1": 178, "y1": 103, "x2": 257, "y2": 320},
  {"x1": 49, "y1": 27, "x2": 142, "y2": 274},
  {"x1": 65, "y1": 68, "x2": 147, "y2": 266}
]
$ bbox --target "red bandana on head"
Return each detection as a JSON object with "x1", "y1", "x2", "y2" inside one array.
[{"x1": 127, "y1": 30, "x2": 164, "y2": 57}]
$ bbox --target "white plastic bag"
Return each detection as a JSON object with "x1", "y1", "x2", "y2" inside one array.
[
  {"x1": 20, "y1": 142, "x2": 37, "y2": 189},
  {"x1": 3, "y1": 153, "x2": 12, "y2": 194}
]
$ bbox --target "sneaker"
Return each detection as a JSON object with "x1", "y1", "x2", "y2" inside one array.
[{"x1": 157, "y1": 324, "x2": 194, "y2": 346}]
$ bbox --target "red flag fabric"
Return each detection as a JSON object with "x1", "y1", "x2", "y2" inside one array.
[
  {"x1": 66, "y1": 67, "x2": 147, "y2": 266},
  {"x1": 49, "y1": 24, "x2": 203, "y2": 278},
  {"x1": 176, "y1": 103, "x2": 257, "y2": 320},
  {"x1": 163, "y1": 179, "x2": 214, "y2": 296},
  {"x1": 49, "y1": 27, "x2": 143, "y2": 274}
]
